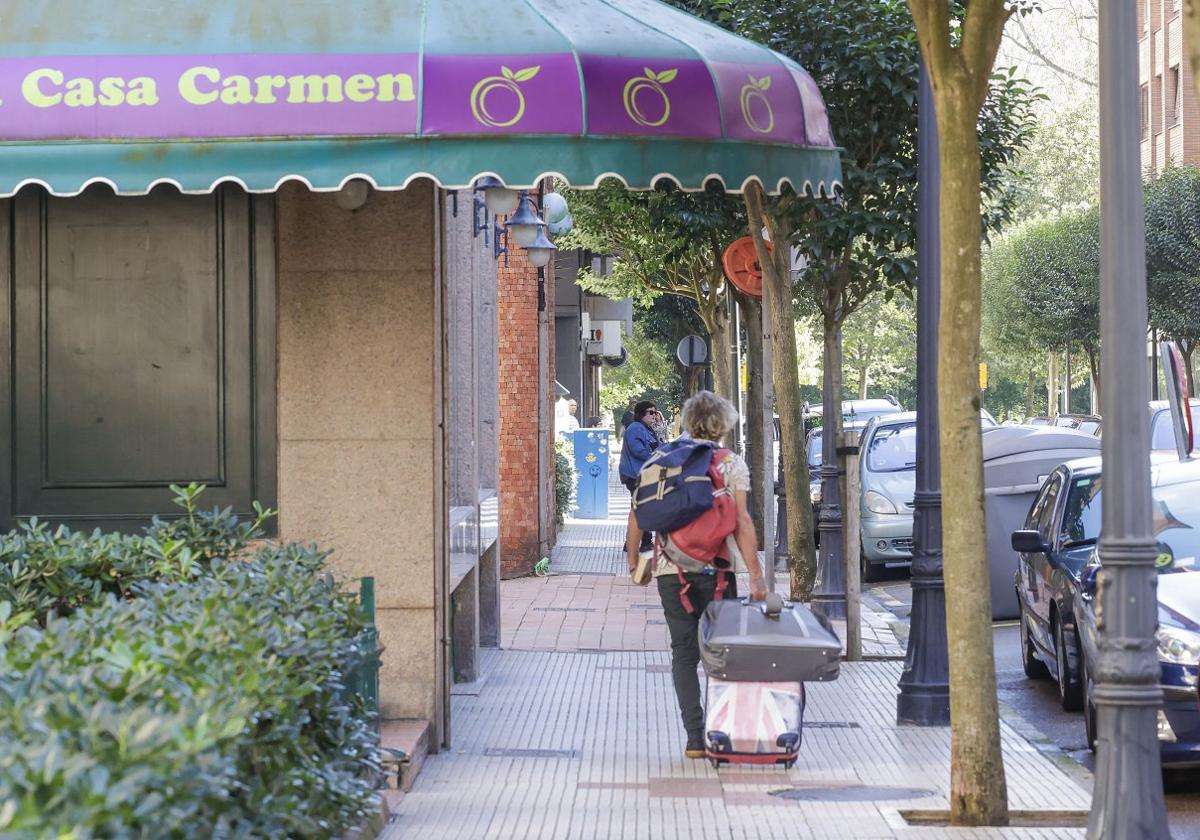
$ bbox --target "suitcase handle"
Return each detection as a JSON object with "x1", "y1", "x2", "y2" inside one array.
[{"x1": 739, "y1": 592, "x2": 787, "y2": 618}]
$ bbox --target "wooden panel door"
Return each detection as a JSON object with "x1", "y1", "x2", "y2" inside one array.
[{"x1": 0, "y1": 185, "x2": 276, "y2": 530}]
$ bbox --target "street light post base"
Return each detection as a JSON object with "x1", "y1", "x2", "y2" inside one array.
[{"x1": 896, "y1": 683, "x2": 950, "y2": 727}]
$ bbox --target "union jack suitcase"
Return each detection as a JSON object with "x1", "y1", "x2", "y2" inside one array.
[{"x1": 703, "y1": 677, "x2": 804, "y2": 768}]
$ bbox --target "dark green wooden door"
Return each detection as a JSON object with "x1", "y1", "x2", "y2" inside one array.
[{"x1": 0, "y1": 185, "x2": 276, "y2": 530}]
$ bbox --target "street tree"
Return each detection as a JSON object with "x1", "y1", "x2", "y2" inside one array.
[
  {"x1": 743, "y1": 182, "x2": 816, "y2": 599},
  {"x1": 907, "y1": 0, "x2": 1034, "y2": 826},
  {"x1": 985, "y1": 211, "x2": 1101, "y2": 402},
  {"x1": 561, "y1": 181, "x2": 743, "y2": 402},
  {"x1": 1145, "y1": 166, "x2": 1200, "y2": 391},
  {"x1": 681, "y1": 0, "x2": 1036, "y2": 597},
  {"x1": 840, "y1": 294, "x2": 918, "y2": 401}
]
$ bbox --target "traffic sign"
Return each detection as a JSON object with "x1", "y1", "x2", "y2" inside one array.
[{"x1": 676, "y1": 335, "x2": 708, "y2": 367}]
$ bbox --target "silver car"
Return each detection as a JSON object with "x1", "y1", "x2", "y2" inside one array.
[{"x1": 857, "y1": 410, "x2": 996, "y2": 582}]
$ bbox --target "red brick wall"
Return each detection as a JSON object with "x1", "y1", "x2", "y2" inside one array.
[{"x1": 497, "y1": 185, "x2": 557, "y2": 577}]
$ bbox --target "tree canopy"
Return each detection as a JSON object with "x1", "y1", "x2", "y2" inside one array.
[{"x1": 1145, "y1": 166, "x2": 1200, "y2": 387}]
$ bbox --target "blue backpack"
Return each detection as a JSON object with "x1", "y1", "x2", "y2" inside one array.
[{"x1": 632, "y1": 439, "x2": 716, "y2": 533}]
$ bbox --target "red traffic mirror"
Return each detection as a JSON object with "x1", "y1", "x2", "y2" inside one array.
[{"x1": 722, "y1": 236, "x2": 771, "y2": 297}]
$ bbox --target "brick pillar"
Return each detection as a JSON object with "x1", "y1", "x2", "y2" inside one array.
[{"x1": 498, "y1": 226, "x2": 544, "y2": 578}]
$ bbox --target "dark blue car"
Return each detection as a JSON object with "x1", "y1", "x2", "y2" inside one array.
[{"x1": 1014, "y1": 456, "x2": 1200, "y2": 766}]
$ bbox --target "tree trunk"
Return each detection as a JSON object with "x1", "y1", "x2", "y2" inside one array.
[
  {"x1": 699, "y1": 301, "x2": 734, "y2": 403},
  {"x1": 929, "y1": 75, "x2": 1010, "y2": 830},
  {"x1": 738, "y1": 291, "x2": 768, "y2": 546},
  {"x1": 1047, "y1": 350, "x2": 1058, "y2": 417},
  {"x1": 744, "y1": 183, "x2": 817, "y2": 599},
  {"x1": 1025, "y1": 368, "x2": 1036, "y2": 419},
  {"x1": 1086, "y1": 347, "x2": 1102, "y2": 411},
  {"x1": 858, "y1": 363, "x2": 870, "y2": 399}
]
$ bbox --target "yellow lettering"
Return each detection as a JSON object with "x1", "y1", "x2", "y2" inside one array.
[
  {"x1": 286, "y1": 74, "x2": 344, "y2": 104},
  {"x1": 220, "y1": 74, "x2": 253, "y2": 105},
  {"x1": 344, "y1": 73, "x2": 376, "y2": 103},
  {"x1": 97, "y1": 77, "x2": 124, "y2": 107},
  {"x1": 125, "y1": 77, "x2": 159, "y2": 106},
  {"x1": 22, "y1": 68, "x2": 63, "y2": 108},
  {"x1": 64, "y1": 77, "x2": 96, "y2": 108},
  {"x1": 179, "y1": 66, "x2": 220, "y2": 105},
  {"x1": 375, "y1": 73, "x2": 414, "y2": 103},
  {"x1": 253, "y1": 74, "x2": 287, "y2": 104}
]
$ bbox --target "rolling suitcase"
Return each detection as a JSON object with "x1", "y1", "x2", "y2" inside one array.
[
  {"x1": 704, "y1": 678, "x2": 805, "y2": 768},
  {"x1": 699, "y1": 594, "x2": 842, "y2": 683}
]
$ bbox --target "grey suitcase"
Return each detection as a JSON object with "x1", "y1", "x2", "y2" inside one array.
[{"x1": 700, "y1": 594, "x2": 842, "y2": 683}]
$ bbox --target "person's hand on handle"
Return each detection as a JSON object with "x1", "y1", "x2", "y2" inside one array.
[{"x1": 748, "y1": 575, "x2": 768, "y2": 602}]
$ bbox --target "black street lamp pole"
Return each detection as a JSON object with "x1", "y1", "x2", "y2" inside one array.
[
  {"x1": 812, "y1": 328, "x2": 847, "y2": 621},
  {"x1": 896, "y1": 58, "x2": 950, "y2": 727},
  {"x1": 1090, "y1": 0, "x2": 1169, "y2": 835}
]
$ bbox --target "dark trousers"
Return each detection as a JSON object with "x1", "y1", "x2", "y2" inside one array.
[
  {"x1": 621, "y1": 475, "x2": 653, "y2": 551},
  {"x1": 657, "y1": 572, "x2": 739, "y2": 736}
]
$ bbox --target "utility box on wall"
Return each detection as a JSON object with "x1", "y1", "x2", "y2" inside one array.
[{"x1": 571, "y1": 428, "x2": 610, "y2": 519}]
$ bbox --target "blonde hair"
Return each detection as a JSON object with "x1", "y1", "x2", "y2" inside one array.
[{"x1": 682, "y1": 391, "x2": 739, "y2": 443}]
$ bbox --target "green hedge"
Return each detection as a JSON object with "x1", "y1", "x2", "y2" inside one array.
[{"x1": 0, "y1": 486, "x2": 379, "y2": 839}]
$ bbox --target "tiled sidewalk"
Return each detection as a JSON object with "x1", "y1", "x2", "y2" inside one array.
[{"x1": 385, "y1": 477, "x2": 1092, "y2": 839}]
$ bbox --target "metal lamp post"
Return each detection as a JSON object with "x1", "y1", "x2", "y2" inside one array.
[
  {"x1": 896, "y1": 58, "x2": 950, "y2": 727},
  {"x1": 812, "y1": 331, "x2": 847, "y2": 620},
  {"x1": 1089, "y1": 0, "x2": 1170, "y2": 836}
]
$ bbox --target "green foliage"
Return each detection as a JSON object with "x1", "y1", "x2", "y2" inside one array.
[
  {"x1": 675, "y1": 0, "x2": 1039, "y2": 319},
  {"x1": 0, "y1": 484, "x2": 273, "y2": 624},
  {"x1": 559, "y1": 180, "x2": 742, "y2": 314},
  {"x1": 1145, "y1": 167, "x2": 1200, "y2": 374},
  {"x1": 839, "y1": 294, "x2": 918, "y2": 406},
  {"x1": 0, "y1": 486, "x2": 377, "y2": 839},
  {"x1": 599, "y1": 321, "x2": 683, "y2": 419},
  {"x1": 983, "y1": 208, "x2": 1100, "y2": 357},
  {"x1": 554, "y1": 438, "x2": 576, "y2": 525}
]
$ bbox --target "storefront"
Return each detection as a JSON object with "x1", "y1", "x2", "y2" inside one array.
[{"x1": 0, "y1": 0, "x2": 841, "y2": 750}]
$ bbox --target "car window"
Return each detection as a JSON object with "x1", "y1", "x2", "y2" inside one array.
[
  {"x1": 1060, "y1": 476, "x2": 1102, "y2": 547},
  {"x1": 807, "y1": 432, "x2": 822, "y2": 467},
  {"x1": 1152, "y1": 403, "x2": 1200, "y2": 450},
  {"x1": 1078, "y1": 420, "x2": 1100, "y2": 435},
  {"x1": 865, "y1": 422, "x2": 917, "y2": 472},
  {"x1": 1032, "y1": 473, "x2": 1064, "y2": 542},
  {"x1": 1058, "y1": 475, "x2": 1200, "y2": 573}
]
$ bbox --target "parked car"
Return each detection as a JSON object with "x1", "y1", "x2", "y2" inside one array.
[
  {"x1": 1150, "y1": 398, "x2": 1200, "y2": 451},
  {"x1": 803, "y1": 397, "x2": 902, "y2": 435},
  {"x1": 1051, "y1": 414, "x2": 1101, "y2": 432},
  {"x1": 1014, "y1": 456, "x2": 1200, "y2": 766},
  {"x1": 856, "y1": 411, "x2": 996, "y2": 582},
  {"x1": 805, "y1": 420, "x2": 871, "y2": 545}
]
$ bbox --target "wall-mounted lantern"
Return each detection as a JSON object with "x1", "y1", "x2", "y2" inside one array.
[{"x1": 524, "y1": 226, "x2": 557, "y2": 269}]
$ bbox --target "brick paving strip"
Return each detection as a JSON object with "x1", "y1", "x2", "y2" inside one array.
[{"x1": 387, "y1": 476, "x2": 1093, "y2": 839}]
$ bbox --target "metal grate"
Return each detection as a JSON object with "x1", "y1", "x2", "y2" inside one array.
[
  {"x1": 483, "y1": 748, "x2": 579, "y2": 759},
  {"x1": 805, "y1": 721, "x2": 861, "y2": 729},
  {"x1": 771, "y1": 785, "x2": 934, "y2": 802}
]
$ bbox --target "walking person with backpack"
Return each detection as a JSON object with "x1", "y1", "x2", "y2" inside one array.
[
  {"x1": 625, "y1": 391, "x2": 768, "y2": 758},
  {"x1": 619, "y1": 400, "x2": 661, "y2": 552}
]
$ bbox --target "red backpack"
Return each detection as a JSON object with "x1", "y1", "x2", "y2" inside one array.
[{"x1": 656, "y1": 448, "x2": 740, "y2": 612}]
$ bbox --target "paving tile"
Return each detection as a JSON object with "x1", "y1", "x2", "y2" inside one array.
[{"x1": 389, "y1": 474, "x2": 1092, "y2": 839}]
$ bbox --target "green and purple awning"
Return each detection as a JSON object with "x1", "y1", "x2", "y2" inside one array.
[{"x1": 0, "y1": 0, "x2": 841, "y2": 196}]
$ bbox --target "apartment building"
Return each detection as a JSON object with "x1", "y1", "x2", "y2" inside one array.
[{"x1": 1140, "y1": 0, "x2": 1200, "y2": 174}]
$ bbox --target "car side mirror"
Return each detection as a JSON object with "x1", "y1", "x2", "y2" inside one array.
[
  {"x1": 1081, "y1": 565, "x2": 1100, "y2": 600},
  {"x1": 1011, "y1": 529, "x2": 1049, "y2": 554}
]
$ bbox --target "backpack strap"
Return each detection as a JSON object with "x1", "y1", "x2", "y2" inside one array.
[{"x1": 677, "y1": 567, "x2": 695, "y2": 614}]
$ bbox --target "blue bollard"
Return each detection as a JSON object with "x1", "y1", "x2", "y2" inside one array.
[{"x1": 571, "y1": 428, "x2": 610, "y2": 519}]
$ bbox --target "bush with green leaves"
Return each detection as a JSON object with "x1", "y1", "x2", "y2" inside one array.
[
  {"x1": 554, "y1": 438, "x2": 576, "y2": 525},
  {"x1": 0, "y1": 486, "x2": 379, "y2": 838}
]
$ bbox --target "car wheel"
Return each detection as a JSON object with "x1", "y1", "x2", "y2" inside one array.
[
  {"x1": 861, "y1": 543, "x2": 880, "y2": 583},
  {"x1": 1054, "y1": 615, "x2": 1083, "y2": 712},
  {"x1": 1019, "y1": 599, "x2": 1050, "y2": 680},
  {"x1": 1081, "y1": 649, "x2": 1097, "y2": 751}
]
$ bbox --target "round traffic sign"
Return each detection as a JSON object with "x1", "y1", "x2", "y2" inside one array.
[{"x1": 676, "y1": 335, "x2": 708, "y2": 367}]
